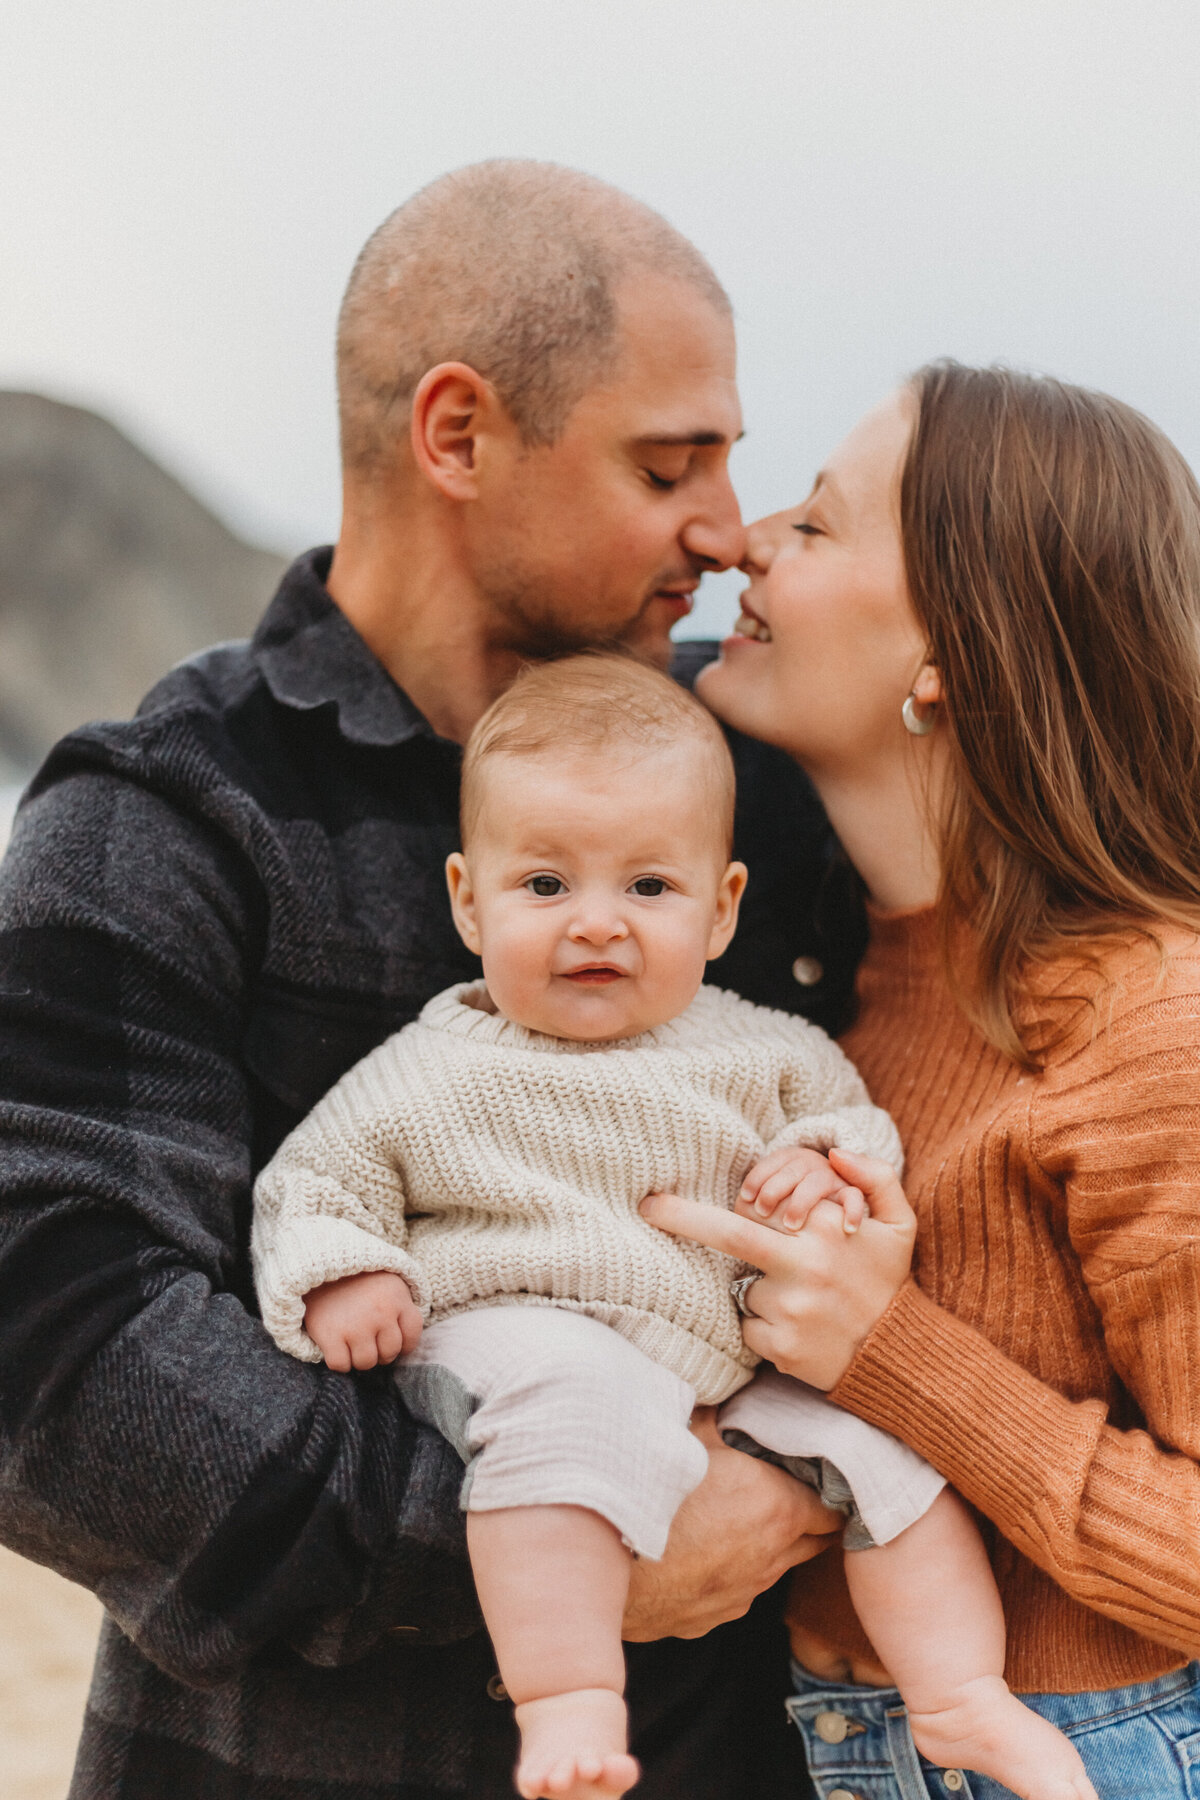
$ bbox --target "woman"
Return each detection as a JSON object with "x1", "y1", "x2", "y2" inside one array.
[{"x1": 644, "y1": 362, "x2": 1200, "y2": 1797}]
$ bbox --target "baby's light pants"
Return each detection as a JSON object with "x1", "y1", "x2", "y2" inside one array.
[{"x1": 396, "y1": 1304, "x2": 945, "y2": 1558}]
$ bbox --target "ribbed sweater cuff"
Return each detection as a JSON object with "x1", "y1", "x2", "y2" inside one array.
[{"x1": 830, "y1": 1280, "x2": 1107, "y2": 1558}]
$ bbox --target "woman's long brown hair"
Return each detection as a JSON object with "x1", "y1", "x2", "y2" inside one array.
[{"x1": 902, "y1": 361, "x2": 1200, "y2": 1065}]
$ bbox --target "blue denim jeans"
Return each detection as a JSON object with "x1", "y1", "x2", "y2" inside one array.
[{"x1": 787, "y1": 1658, "x2": 1200, "y2": 1798}]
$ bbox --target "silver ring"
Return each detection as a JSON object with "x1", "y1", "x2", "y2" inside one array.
[{"x1": 729, "y1": 1273, "x2": 763, "y2": 1319}]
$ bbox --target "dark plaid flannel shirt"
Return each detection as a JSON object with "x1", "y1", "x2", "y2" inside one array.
[{"x1": 0, "y1": 549, "x2": 864, "y2": 1800}]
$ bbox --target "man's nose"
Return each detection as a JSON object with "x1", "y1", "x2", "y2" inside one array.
[{"x1": 681, "y1": 467, "x2": 746, "y2": 571}]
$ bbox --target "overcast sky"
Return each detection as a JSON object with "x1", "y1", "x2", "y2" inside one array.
[{"x1": 5, "y1": 1, "x2": 1200, "y2": 637}]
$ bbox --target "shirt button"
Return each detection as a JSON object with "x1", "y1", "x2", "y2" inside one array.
[
  {"x1": 486, "y1": 1675, "x2": 510, "y2": 1701},
  {"x1": 944, "y1": 1775, "x2": 965, "y2": 1792},
  {"x1": 814, "y1": 1710, "x2": 850, "y2": 1743},
  {"x1": 791, "y1": 955, "x2": 824, "y2": 987}
]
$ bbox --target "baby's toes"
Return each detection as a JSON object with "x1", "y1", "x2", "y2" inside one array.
[
  {"x1": 517, "y1": 1757, "x2": 561, "y2": 1799},
  {"x1": 599, "y1": 1752, "x2": 640, "y2": 1795}
]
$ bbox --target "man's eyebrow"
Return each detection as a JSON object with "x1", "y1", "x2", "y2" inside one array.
[{"x1": 635, "y1": 430, "x2": 746, "y2": 447}]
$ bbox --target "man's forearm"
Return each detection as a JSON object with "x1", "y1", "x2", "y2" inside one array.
[
  {"x1": 0, "y1": 770, "x2": 483, "y2": 1679},
  {"x1": 0, "y1": 1205, "x2": 481, "y2": 1682}
]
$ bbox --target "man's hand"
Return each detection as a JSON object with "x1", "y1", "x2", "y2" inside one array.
[
  {"x1": 621, "y1": 1407, "x2": 841, "y2": 1641},
  {"x1": 737, "y1": 1145, "x2": 866, "y2": 1235},
  {"x1": 303, "y1": 1270, "x2": 423, "y2": 1371}
]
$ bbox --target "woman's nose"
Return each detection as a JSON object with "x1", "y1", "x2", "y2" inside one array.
[{"x1": 740, "y1": 512, "x2": 786, "y2": 575}]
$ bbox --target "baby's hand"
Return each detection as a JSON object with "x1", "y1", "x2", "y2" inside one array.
[
  {"x1": 303, "y1": 1270, "x2": 423, "y2": 1371},
  {"x1": 735, "y1": 1145, "x2": 867, "y2": 1236}
]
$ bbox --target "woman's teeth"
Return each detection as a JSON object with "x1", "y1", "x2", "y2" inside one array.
[{"x1": 735, "y1": 612, "x2": 772, "y2": 643}]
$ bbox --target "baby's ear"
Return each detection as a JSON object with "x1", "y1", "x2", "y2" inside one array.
[
  {"x1": 445, "y1": 852, "x2": 482, "y2": 954},
  {"x1": 707, "y1": 860, "x2": 748, "y2": 960}
]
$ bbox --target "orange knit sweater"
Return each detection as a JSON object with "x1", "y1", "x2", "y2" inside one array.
[{"x1": 786, "y1": 905, "x2": 1200, "y2": 1694}]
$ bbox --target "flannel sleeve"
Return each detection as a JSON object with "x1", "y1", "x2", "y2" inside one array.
[{"x1": 0, "y1": 765, "x2": 478, "y2": 1686}]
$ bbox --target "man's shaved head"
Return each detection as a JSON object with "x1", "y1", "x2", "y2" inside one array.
[{"x1": 336, "y1": 159, "x2": 732, "y2": 478}]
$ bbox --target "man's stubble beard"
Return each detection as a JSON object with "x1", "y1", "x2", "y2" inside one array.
[{"x1": 479, "y1": 564, "x2": 676, "y2": 671}]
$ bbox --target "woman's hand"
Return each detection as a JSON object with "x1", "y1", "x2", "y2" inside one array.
[
  {"x1": 641, "y1": 1147, "x2": 917, "y2": 1391},
  {"x1": 622, "y1": 1407, "x2": 842, "y2": 1640}
]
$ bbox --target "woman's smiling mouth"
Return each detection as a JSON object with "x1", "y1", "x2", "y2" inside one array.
[{"x1": 733, "y1": 595, "x2": 772, "y2": 642}]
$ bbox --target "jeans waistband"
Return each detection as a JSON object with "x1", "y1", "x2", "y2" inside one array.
[
  {"x1": 789, "y1": 1657, "x2": 1200, "y2": 1726},
  {"x1": 786, "y1": 1659, "x2": 1200, "y2": 1800}
]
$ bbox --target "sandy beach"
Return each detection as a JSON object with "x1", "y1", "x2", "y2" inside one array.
[{"x1": 0, "y1": 1547, "x2": 101, "y2": 1800}]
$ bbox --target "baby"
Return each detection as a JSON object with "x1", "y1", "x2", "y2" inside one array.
[{"x1": 252, "y1": 653, "x2": 1095, "y2": 1800}]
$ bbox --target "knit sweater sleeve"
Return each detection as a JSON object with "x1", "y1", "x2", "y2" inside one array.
[
  {"x1": 765, "y1": 1016, "x2": 904, "y2": 1173},
  {"x1": 252, "y1": 1034, "x2": 431, "y2": 1362},
  {"x1": 830, "y1": 952, "x2": 1200, "y2": 1660}
]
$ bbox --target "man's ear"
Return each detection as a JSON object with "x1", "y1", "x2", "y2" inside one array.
[
  {"x1": 411, "y1": 362, "x2": 506, "y2": 502},
  {"x1": 707, "y1": 861, "x2": 748, "y2": 961},
  {"x1": 445, "y1": 851, "x2": 482, "y2": 953}
]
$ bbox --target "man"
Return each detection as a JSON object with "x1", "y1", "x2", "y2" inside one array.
[{"x1": 0, "y1": 162, "x2": 861, "y2": 1798}]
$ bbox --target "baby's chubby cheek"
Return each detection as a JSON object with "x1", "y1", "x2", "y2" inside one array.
[{"x1": 477, "y1": 959, "x2": 547, "y2": 1030}]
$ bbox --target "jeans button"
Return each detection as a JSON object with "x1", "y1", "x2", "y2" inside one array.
[
  {"x1": 944, "y1": 1775, "x2": 965, "y2": 1793},
  {"x1": 827, "y1": 1789, "x2": 860, "y2": 1800},
  {"x1": 486, "y1": 1675, "x2": 510, "y2": 1701},
  {"x1": 814, "y1": 1710, "x2": 850, "y2": 1744}
]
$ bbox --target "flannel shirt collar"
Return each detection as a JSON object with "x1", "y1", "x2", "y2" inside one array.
[{"x1": 253, "y1": 546, "x2": 437, "y2": 749}]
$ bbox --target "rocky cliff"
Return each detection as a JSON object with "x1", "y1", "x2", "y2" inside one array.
[{"x1": 0, "y1": 392, "x2": 288, "y2": 781}]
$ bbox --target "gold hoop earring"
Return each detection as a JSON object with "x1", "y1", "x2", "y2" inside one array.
[{"x1": 902, "y1": 693, "x2": 935, "y2": 737}]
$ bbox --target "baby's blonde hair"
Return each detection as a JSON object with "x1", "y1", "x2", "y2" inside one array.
[{"x1": 460, "y1": 652, "x2": 736, "y2": 854}]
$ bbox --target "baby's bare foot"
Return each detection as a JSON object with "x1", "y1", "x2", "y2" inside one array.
[
  {"x1": 514, "y1": 1689, "x2": 639, "y2": 1800},
  {"x1": 907, "y1": 1675, "x2": 1096, "y2": 1800}
]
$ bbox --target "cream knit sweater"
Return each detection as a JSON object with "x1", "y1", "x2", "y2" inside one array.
[{"x1": 252, "y1": 981, "x2": 903, "y2": 1404}]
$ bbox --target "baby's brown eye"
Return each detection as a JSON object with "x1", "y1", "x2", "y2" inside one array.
[
  {"x1": 632, "y1": 877, "x2": 666, "y2": 897},
  {"x1": 527, "y1": 875, "x2": 564, "y2": 897}
]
